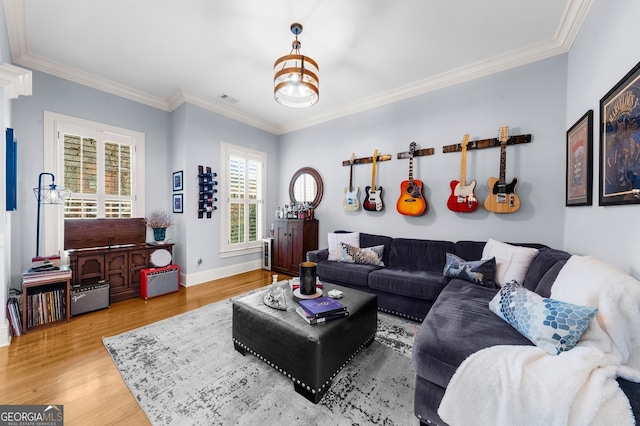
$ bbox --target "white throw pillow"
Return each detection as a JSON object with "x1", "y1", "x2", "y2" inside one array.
[
  {"x1": 482, "y1": 239, "x2": 539, "y2": 286},
  {"x1": 328, "y1": 232, "x2": 360, "y2": 261}
]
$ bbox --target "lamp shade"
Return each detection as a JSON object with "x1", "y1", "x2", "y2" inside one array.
[{"x1": 274, "y1": 23, "x2": 319, "y2": 108}]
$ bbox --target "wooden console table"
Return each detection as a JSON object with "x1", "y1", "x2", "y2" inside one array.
[{"x1": 65, "y1": 218, "x2": 174, "y2": 303}]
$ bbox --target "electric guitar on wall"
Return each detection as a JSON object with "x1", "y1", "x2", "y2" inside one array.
[
  {"x1": 343, "y1": 153, "x2": 360, "y2": 211},
  {"x1": 447, "y1": 134, "x2": 479, "y2": 213},
  {"x1": 397, "y1": 142, "x2": 427, "y2": 216},
  {"x1": 363, "y1": 149, "x2": 384, "y2": 211},
  {"x1": 484, "y1": 126, "x2": 521, "y2": 213}
]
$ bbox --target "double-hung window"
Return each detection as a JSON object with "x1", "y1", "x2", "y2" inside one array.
[
  {"x1": 44, "y1": 112, "x2": 145, "y2": 255},
  {"x1": 220, "y1": 142, "x2": 266, "y2": 255}
]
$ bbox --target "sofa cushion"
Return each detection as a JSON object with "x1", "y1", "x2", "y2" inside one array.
[
  {"x1": 315, "y1": 260, "x2": 381, "y2": 287},
  {"x1": 453, "y1": 240, "x2": 486, "y2": 261},
  {"x1": 327, "y1": 232, "x2": 360, "y2": 261},
  {"x1": 388, "y1": 238, "x2": 454, "y2": 272},
  {"x1": 482, "y1": 239, "x2": 539, "y2": 286},
  {"x1": 359, "y1": 233, "x2": 394, "y2": 266},
  {"x1": 339, "y1": 243, "x2": 385, "y2": 266},
  {"x1": 534, "y1": 259, "x2": 569, "y2": 298},
  {"x1": 522, "y1": 247, "x2": 571, "y2": 292},
  {"x1": 489, "y1": 281, "x2": 598, "y2": 355},
  {"x1": 412, "y1": 279, "x2": 533, "y2": 389},
  {"x1": 443, "y1": 253, "x2": 496, "y2": 287},
  {"x1": 368, "y1": 268, "x2": 449, "y2": 301}
]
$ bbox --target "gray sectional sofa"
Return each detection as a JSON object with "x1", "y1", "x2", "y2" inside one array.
[{"x1": 306, "y1": 232, "x2": 640, "y2": 425}]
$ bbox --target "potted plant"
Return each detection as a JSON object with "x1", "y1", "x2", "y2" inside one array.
[{"x1": 145, "y1": 210, "x2": 172, "y2": 241}]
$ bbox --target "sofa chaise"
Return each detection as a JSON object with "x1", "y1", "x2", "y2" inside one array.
[{"x1": 306, "y1": 231, "x2": 640, "y2": 425}]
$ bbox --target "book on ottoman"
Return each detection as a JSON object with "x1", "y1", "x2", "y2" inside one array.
[
  {"x1": 299, "y1": 296, "x2": 346, "y2": 318},
  {"x1": 296, "y1": 307, "x2": 349, "y2": 324}
]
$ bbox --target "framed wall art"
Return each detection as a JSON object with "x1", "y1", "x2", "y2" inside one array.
[
  {"x1": 566, "y1": 110, "x2": 593, "y2": 206},
  {"x1": 599, "y1": 60, "x2": 640, "y2": 206},
  {"x1": 173, "y1": 193, "x2": 183, "y2": 213},
  {"x1": 6, "y1": 128, "x2": 17, "y2": 211},
  {"x1": 172, "y1": 170, "x2": 183, "y2": 191}
]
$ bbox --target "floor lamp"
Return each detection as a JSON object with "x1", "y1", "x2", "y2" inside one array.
[{"x1": 33, "y1": 172, "x2": 70, "y2": 257}]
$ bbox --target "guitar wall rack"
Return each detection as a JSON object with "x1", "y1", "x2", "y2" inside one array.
[
  {"x1": 397, "y1": 147, "x2": 434, "y2": 159},
  {"x1": 341, "y1": 154, "x2": 392, "y2": 166},
  {"x1": 442, "y1": 134, "x2": 532, "y2": 153}
]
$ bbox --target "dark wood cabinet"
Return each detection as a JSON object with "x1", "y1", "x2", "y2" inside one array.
[
  {"x1": 65, "y1": 218, "x2": 175, "y2": 303},
  {"x1": 273, "y1": 219, "x2": 318, "y2": 276},
  {"x1": 70, "y1": 245, "x2": 171, "y2": 303}
]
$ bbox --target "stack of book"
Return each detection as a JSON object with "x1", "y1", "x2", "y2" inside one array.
[
  {"x1": 6, "y1": 297, "x2": 22, "y2": 336},
  {"x1": 296, "y1": 296, "x2": 349, "y2": 325},
  {"x1": 22, "y1": 266, "x2": 71, "y2": 284}
]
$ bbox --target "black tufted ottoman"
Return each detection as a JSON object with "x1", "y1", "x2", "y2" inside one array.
[{"x1": 232, "y1": 283, "x2": 377, "y2": 403}]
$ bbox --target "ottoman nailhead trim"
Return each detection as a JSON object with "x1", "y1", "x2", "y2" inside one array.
[
  {"x1": 377, "y1": 306, "x2": 423, "y2": 322},
  {"x1": 233, "y1": 333, "x2": 376, "y2": 396}
]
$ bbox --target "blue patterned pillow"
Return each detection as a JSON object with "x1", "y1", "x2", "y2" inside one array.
[
  {"x1": 489, "y1": 281, "x2": 598, "y2": 355},
  {"x1": 339, "y1": 243, "x2": 385, "y2": 266},
  {"x1": 443, "y1": 253, "x2": 496, "y2": 287}
]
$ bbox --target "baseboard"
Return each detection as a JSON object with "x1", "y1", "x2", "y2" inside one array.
[
  {"x1": 183, "y1": 259, "x2": 262, "y2": 287},
  {"x1": 0, "y1": 320, "x2": 11, "y2": 348}
]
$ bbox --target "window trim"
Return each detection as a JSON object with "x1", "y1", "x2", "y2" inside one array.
[
  {"x1": 219, "y1": 141, "x2": 266, "y2": 257},
  {"x1": 43, "y1": 111, "x2": 145, "y2": 256}
]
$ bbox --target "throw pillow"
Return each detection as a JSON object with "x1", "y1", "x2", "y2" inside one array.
[
  {"x1": 489, "y1": 281, "x2": 598, "y2": 355},
  {"x1": 339, "y1": 243, "x2": 385, "y2": 266},
  {"x1": 482, "y1": 239, "x2": 539, "y2": 286},
  {"x1": 328, "y1": 232, "x2": 360, "y2": 261},
  {"x1": 443, "y1": 252, "x2": 496, "y2": 287}
]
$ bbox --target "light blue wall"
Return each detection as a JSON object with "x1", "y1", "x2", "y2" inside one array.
[
  {"x1": 11, "y1": 70, "x2": 172, "y2": 283},
  {"x1": 564, "y1": 0, "x2": 640, "y2": 279},
  {"x1": 177, "y1": 103, "x2": 278, "y2": 283},
  {"x1": 6, "y1": 0, "x2": 638, "y2": 288},
  {"x1": 10, "y1": 71, "x2": 279, "y2": 285},
  {"x1": 279, "y1": 55, "x2": 568, "y2": 250}
]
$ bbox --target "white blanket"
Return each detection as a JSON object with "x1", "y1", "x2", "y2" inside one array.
[{"x1": 438, "y1": 255, "x2": 640, "y2": 426}]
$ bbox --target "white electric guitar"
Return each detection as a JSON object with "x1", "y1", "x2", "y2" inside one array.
[
  {"x1": 343, "y1": 153, "x2": 360, "y2": 211},
  {"x1": 363, "y1": 149, "x2": 384, "y2": 211}
]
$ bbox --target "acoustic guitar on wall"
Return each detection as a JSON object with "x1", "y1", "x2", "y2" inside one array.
[
  {"x1": 363, "y1": 149, "x2": 384, "y2": 211},
  {"x1": 484, "y1": 126, "x2": 521, "y2": 213},
  {"x1": 447, "y1": 134, "x2": 478, "y2": 213},
  {"x1": 397, "y1": 142, "x2": 427, "y2": 216},
  {"x1": 343, "y1": 153, "x2": 360, "y2": 211}
]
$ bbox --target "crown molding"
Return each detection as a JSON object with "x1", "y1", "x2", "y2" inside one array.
[
  {"x1": 277, "y1": 39, "x2": 569, "y2": 134},
  {"x1": 4, "y1": 0, "x2": 592, "y2": 135},
  {"x1": 167, "y1": 88, "x2": 280, "y2": 134},
  {"x1": 0, "y1": 63, "x2": 31, "y2": 98},
  {"x1": 13, "y1": 53, "x2": 170, "y2": 110}
]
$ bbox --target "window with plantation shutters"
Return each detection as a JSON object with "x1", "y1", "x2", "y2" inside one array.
[
  {"x1": 221, "y1": 142, "x2": 266, "y2": 255},
  {"x1": 44, "y1": 112, "x2": 145, "y2": 256},
  {"x1": 62, "y1": 129, "x2": 136, "y2": 218}
]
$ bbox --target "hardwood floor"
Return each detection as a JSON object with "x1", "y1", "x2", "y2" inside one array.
[{"x1": 0, "y1": 269, "x2": 285, "y2": 425}]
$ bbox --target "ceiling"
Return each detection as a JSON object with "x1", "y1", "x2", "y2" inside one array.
[{"x1": 4, "y1": 0, "x2": 592, "y2": 135}]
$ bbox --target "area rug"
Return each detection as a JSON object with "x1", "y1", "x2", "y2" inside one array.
[{"x1": 103, "y1": 289, "x2": 420, "y2": 425}]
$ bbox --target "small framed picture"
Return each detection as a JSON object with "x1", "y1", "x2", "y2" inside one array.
[
  {"x1": 173, "y1": 170, "x2": 183, "y2": 191},
  {"x1": 599, "y1": 60, "x2": 640, "y2": 206},
  {"x1": 566, "y1": 110, "x2": 593, "y2": 206},
  {"x1": 173, "y1": 193, "x2": 183, "y2": 213}
]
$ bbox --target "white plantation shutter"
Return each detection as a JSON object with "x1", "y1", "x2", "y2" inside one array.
[
  {"x1": 221, "y1": 143, "x2": 266, "y2": 254},
  {"x1": 62, "y1": 126, "x2": 136, "y2": 218},
  {"x1": 44, "y1": 112, "x2": 145, "y2": 257}
]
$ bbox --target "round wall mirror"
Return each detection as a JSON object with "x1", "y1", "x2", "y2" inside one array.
[{"x1": 289, "y1": 167, "x2": 323, "y2": 208}]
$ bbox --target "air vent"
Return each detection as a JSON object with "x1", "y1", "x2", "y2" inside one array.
[{"x1": 217, "y1": 93, "x2": 238, "y2": 104}]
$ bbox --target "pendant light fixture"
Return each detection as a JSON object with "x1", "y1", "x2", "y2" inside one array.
[{"x1": 274, "y1": 23, "x2": 319, "y2": 108}]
